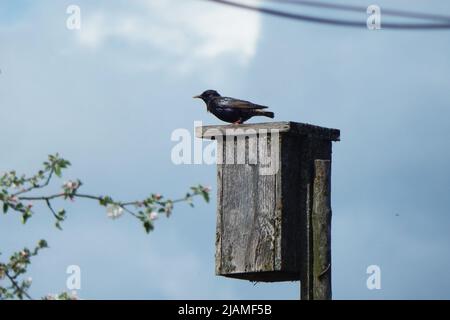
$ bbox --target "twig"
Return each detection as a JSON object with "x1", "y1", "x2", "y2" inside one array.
[
  {"x1": 4, "y1": 271, "x2": 33, "y2": 300},
  {"x1": 45, "y1": 199, "x2": 60, "y2": 221},
  {"x1": 13, "y1": 169, "x2": 54, "y2": 197},
  {"x1": 119, "y1": 205, "x2": 139, "y2": 218},
  {"x1": 20, "y1": 193, "x2": 200, "y2": 207},
  {"x1": 18, "y1": 192, "x2": 204, "y2": 220}
]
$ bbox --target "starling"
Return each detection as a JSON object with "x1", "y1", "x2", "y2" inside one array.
[{"x1": 193, "y1": 90, "x2": 274, "y2": 124}]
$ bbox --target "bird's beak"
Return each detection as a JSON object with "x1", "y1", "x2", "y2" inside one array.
[{"x1": 193, "y1": 95, "x2": 201, "y2": 99}]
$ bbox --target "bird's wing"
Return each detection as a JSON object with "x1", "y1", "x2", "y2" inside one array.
[{"x1": 217, "y1": 97, "x2": 268, "y2": 110}]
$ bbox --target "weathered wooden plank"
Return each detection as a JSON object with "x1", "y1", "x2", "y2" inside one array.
[
  {"x1": 196, "y1": 122, "x2": 340, "y2": 141},
  {"x1": 312, "y1": 160, "x2": 332, "y2": 300},
  {"x1": 215, "y1": 139, "x2": 225, "y2": 275},
  {"x1": 217, "y1": 134, "x2": 282, "y2": 279},
  {"x1": 279, "y1": 134, "x2": 304, "y2": 282},
  {"x1": 300, "y1": 139, "x2": 332, "y2": 299},
  {"x1": 221, "y1": 163, "x2": 258, "y2": 274}
]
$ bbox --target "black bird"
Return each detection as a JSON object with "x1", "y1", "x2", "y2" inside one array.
[{"x1": 193, "y1": 90, "x2": 274, "y2": 124}]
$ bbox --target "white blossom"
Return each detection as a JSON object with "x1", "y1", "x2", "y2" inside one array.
[
  {"x1": 164, "y1": 201, "x2": 173, "y2": 216},
  {"x1": 148, "y1": 211, "x2": 158, "y2": 221},
  {"x1": 106, "y1": 204, "x2": 124, "y2": 219},
  {"x1": 63, "y1": 180, "x2": 79, "y2": 191}
]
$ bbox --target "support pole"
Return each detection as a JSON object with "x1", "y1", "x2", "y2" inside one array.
[{"x1": 311, "y1": 159, "x2": 332, "y2": 300}]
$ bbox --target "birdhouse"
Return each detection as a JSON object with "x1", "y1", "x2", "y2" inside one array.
[{"x1": 196, "y1": 122, "x2": 340, "y2": 283}]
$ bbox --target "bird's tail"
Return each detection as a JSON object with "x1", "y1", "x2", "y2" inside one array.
[{"x1": 257, "y1": 111, "x2": 274, "y2": 119}]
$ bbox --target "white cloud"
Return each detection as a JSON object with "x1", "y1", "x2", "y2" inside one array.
[{"x1": 76, "y1": 0, "x2": 262, "y2": 72}]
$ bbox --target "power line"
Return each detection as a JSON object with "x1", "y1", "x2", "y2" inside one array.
[
  {"x1": 203, "y1": 0, "x2": 450, "y2": 29},
  {"x1": 265, "y1": 0, "x2": 450, "y2": 23}
]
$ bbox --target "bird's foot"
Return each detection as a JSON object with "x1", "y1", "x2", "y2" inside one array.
[{"x1": 233, "y1": 120, "x2": 243, "y2": 125}]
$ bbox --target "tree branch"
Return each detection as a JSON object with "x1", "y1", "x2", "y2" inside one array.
[
  {"x1": 4, "y1": 270, "x2": 33, "y2": 300},
  {"x1": 12, "y1": 169, "x2": 54, "y2": 197},
  {"x1": 45, "y1": 199, "x2": 60, "y2": 221}
]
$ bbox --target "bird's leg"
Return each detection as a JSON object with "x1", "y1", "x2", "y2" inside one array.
[{"x1": 233, "y1": 119, "x2": 243, "y2": 125}]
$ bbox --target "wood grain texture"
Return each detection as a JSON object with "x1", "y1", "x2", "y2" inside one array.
[
  {"x1": 196, "y1": 121, "x2": 340, "y2": 141},
  {"x1": 312, "y1": 160, "x2": 332, "y2": 300},
  {"x1": 216, "y1": 135, "x2": 285, "y2": 281},
  {"x1": 197, "y1": 122, "x2": 338, "y2": 287}
]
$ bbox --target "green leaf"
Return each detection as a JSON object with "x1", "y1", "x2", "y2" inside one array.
[
  {"x1": 3, "y1": 203, "x2": 8, "y2": 214},
  {"x1": 202, "y1": 190, "x2": 210, "y2": 203},
  {"x1": 57, "y1": 209, "x2": 66, "y2": 221},
  {"x1": 143, "y1": 220, "x2": 154, "y2": 234},
  {"x1": 38, "y1": 239, "x2": 48, "y2": 248},
  {"x1": 22, "y1": 211, "x2": 31, "y2": 224},
  {"x1": 54, "y1": 165, "x2": 61, "y2": 177},
  {"x1": 55, "y1": 221, "x2": 63, "y2": 230},
  {"x1": 99, "y1": 196, "x2": 113, "y2": 206}
]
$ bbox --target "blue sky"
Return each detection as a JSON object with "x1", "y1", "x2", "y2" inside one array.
[{"x1": 1, "y1": 0, "x2": 450, "y2": 299}]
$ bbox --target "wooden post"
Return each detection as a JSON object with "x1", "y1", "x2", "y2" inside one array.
[
  {"x1": 300, "y1": 160, "x2": 332, "y2": 300},
  {"x1": 312, "y1": 160, "x2": 332, "y2": 300},
  {"x1": 196, "y1": 122, "x2": 339, "y2": 299}
]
